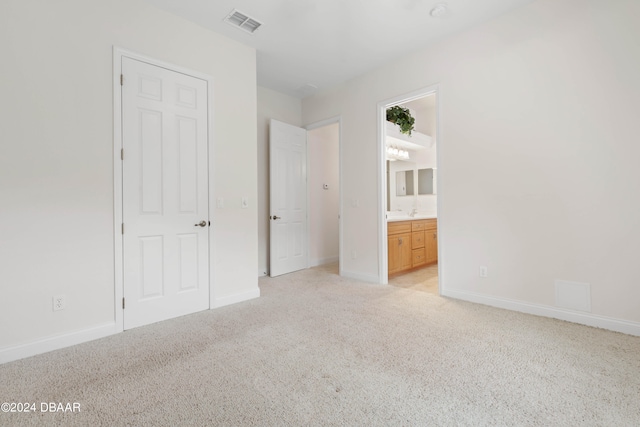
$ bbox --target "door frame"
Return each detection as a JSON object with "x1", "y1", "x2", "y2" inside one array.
[
  {"x1": 377, "y1": 85, "x2": 442, "y2": 291},
  {"x1": 113, "y1": 47, "x2": 216, "y2": 332},
  {"x1": 305, "y1": 116, "x2": 343, "y2": 275}
]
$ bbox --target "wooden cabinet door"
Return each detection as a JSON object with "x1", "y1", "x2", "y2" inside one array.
[
  {"x1": 388, "y1": 235, "x2": 402, "y2": 275},
  {"x1": 399, "y1": 232, "x2": 412, "y2": 271},
  {"x1": 388, "y1": 232, "x2": 412, "y2": 274},
  {"x1": 425, "y1": 229, "x2": 438, "y2": 263}
]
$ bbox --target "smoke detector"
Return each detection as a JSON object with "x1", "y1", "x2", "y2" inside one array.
[
  {"x1": 224, "y1": 9, "x2": 263, "y2": 34},
  {"x1": 430, "y1": 3, "x2": 451, "y2": 19}
]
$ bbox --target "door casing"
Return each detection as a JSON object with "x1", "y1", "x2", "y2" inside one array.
[
  {"x1": 377, "y1": 85, "x2": 442, "y2": 290},
  {"x1": 113, "y1": 47, "x2": 216, "y2": 332}
]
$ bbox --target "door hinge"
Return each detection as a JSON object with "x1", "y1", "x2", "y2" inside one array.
[
  {"x1": 122, "y1": 298, "x2": 125, "y2": 309},
  {"x1": 120, "y1": 74, "x2": 124, "y2": 86},
  {"x1": 121, "y1": 223, "x2": 124, "y2": 235},
  {"x1": 121, "y1": 149, "x2": 124, "y2": 160}
]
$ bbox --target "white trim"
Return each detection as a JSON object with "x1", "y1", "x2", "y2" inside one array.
[
  {"x1": 305, "y1": 116, "x2": 344, "y2": 276},
  {"x1": 340, "y1": 270, "x2": 380, "y2": 284},
  {"x1": 206, "y1": 61, "x2": 217, "y2": 310},
  {"x1": 212, "y1": 288, "x2": 261, "y2": 309},
  {"x1": 377, "y1": 85, "x2": 441, "y2": 287},
  {"x1": 443, "y1": 289, "x2": 640, "y2": 337},
  {"x1": 0, "y1": 323, "x2": 118, "y2": 365},
  {"x1": 306, "y1": 115, "x2": 342, "y2": 131},
  {"x1": 113, "y1": 47, "x2": 124, "y2": 332},
  {"x1": 310, "y1": 256, "x2": 340, "y2": 267},
  {"x1": 112, "y1": 46, "x2": 216, "y2": 328}
]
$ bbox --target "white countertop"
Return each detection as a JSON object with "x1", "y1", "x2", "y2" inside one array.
[{"x1": 387, "y1": 214, "x2": 437, "y2": 222}]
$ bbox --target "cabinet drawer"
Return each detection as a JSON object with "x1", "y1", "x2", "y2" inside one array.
[
  {"x1": 412, "y1": 221, "x2": 427, "y2": 231},
  {"x1": 411, "y1": 231, "x2": 425, "y2": 249},
  {"x1": 423, "y1": 219, "x2": 437, "y2": 230},
  {"x1": 412, "y1": 248, "x2": 426, "y2": 267},
  {"x1": 388, "y1": 221, "x2": 412, "y2": 235}
]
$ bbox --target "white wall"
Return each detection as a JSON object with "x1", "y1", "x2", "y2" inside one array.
[
  {"x1": 256, "y1": 87, "x2": 302, "y2": 276},
  {"x1": 308, "y1": 124, "x2": 340, "y2": 266},
  {"x1": 302, "y1": 0, "x2": 640, "y2": 327},
  {"x1": 0, "y1": 0, "x2": 258, "y2": 360}
]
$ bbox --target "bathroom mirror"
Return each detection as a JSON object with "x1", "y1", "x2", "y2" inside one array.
[
  {"x1": 396, "y1": 170, "x2": 414, "y2": 196},
  {"x1": 418, "y1": 168, "x2": 436, "y2": 195}
]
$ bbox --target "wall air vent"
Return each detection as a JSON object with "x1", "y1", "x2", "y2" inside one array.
[{"x1": 224, "y1": 9, "x2": 263, "y2": 34}]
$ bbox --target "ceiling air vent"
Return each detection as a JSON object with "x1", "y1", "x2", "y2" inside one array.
[{"x1": 224, "y1": 9, "x2": 262, "y2": 34}]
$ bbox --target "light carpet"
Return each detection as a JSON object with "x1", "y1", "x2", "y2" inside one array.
[{"x1": 1, "y1": 263, "x2": 639, "y2": 426}]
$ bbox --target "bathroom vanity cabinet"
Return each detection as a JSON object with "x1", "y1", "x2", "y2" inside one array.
[{"x1": 388, "y1": 218, "x2": 437, "y2": 276}]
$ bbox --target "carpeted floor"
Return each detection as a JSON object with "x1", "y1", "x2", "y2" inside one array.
[{"x1": 1, "y1": 263, "x2": 639, "y2": 426}]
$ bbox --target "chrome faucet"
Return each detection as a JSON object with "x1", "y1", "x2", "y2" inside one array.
[{"x1": 409, "y1": 208, "x2": 418, "y2": 217}]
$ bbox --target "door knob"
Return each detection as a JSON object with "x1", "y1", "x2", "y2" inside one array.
[
  {"x1": 195, "y1": 220, "x2": 207, "y2": 227},
  {"x1": 270, "y1": 215, "x2": 281, "y2": 220}
]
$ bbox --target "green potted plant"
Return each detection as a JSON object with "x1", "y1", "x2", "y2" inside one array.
[{"x1": 386, "y1": 106, "x2": 415, "y2": 136}]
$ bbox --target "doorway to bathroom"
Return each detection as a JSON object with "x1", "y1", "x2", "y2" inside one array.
[{"x1": 378, "y1": 86, "x2": 440, "y2": 294}]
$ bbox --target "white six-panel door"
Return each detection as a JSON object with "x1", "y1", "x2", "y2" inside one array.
[
  {"x1": 269, "y1": 119, "x2": 308, "y2": 277},
  {"x1": 122, "y1": 57, "x2": 209, "y2": 329}
]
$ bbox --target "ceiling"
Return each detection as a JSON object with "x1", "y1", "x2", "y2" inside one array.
[{"x1": 144, "y1": 0, "x2": 535, "y2": 98}]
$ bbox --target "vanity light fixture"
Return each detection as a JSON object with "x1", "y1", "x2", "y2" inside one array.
[{"x1": 386, "y1": 146, "x2": 410, "y2": 161}]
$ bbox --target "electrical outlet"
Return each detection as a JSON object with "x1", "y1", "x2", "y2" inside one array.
[
  {"x1": 53, "y1": 295, "x2": 66, "y2": 311},
  {"x1": 479, "y1": 266, "x2": 488, "y2": 278}
]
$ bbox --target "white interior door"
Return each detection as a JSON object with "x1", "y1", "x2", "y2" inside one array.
[
  {"x1": 269, "y1": 119, "x2": 308, "y2": 276},
  {"x1": 122, "y1": 57, "x2": 210, "y2": 330}
]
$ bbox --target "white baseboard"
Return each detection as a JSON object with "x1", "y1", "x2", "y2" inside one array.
[
  {"x1": 212, "y1": 287, "x2": 261, "y2": 309},
  {"x1": 340, "y1": 269, "x2": 381, "y2": 284},
  {"x1": 2, "y1": 288, "x2": 261, "y2": 365},
  {"x1": 443, "y1": 288, "x2": 640, "y2": 337},
  {"x1": 0, "y1": 322, "x2": 119, "y2": 365},
  {"x1": 310, "y1": 256, "x2": 339, "y2": 267}
]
